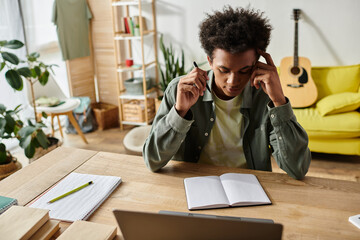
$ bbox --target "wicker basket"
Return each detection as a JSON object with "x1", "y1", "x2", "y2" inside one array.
[
  {"x1": 122, "y1": 98, "x2": 155, "y2": 122},
  {"x1": 92, "y1": 102, "x2": 119, "y2": 130}
]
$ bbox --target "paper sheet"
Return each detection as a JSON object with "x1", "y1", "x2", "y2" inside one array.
[
  {"x1": 29, "y1": 172, "x2": 121, "y2": 222},
  {"x1": 184, "y1": 176, "x2": 230, "y2": 210}
]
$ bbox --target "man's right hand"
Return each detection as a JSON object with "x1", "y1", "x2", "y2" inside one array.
[{"x1": 175, "y1": 67, "x2": 209, "y2": 118}]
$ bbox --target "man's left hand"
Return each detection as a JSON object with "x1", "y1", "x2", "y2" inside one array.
[{"x1": 250, "y1": 49, "x2": 286, "y2": 107}]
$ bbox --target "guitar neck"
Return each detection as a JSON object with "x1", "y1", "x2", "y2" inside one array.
[{"x1": 293, "y1": 20, "x2": 299, "y2": 67}]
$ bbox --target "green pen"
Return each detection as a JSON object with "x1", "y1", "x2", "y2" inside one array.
[{"x1": 47, "y1": 181, "x2": 93, "y2": 204}]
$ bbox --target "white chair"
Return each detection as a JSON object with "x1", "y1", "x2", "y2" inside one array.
[
  {"x1": 123, "y1": 125, "x2": 152, "y2": 156},
  {"x1": 25, "y1": 75, "x2": 88, "y2": 144}
]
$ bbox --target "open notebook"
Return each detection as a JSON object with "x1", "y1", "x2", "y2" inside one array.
[
  {"x1": 29, "y1": 172, "x2": 121, "y2": 222},
  {"x1": 184, "y1": 173, "x2": 271, "y2": 210}
]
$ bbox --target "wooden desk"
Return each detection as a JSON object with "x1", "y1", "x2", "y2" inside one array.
[{"x1": 0, "y1": 147, "x2": 359, "y2": 239}]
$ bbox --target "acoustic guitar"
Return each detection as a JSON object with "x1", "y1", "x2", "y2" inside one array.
[{"x1": 280, "y1": 9, "x2": 318, "y2": 108}]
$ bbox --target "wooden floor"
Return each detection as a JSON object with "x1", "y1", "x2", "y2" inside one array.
[{"x1": 23, "y1": 127, "x2": 360, "y2": 183}]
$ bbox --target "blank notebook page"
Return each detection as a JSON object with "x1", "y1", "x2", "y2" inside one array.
[
  {"x1": 29, "y1": 172, "x2": 121, "y2": 222},
  {"x1": 220, "y1": 173, "x2": 270, "y2": 205}
]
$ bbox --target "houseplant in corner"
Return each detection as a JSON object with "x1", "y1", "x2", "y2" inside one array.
[
  {"x1": 0, "y1": 39, "x2": 57, "y2": 121},
  {"x1": 157, "y1": 35, "x2": 207, "y2": 111},
  {"x1": 156, "y1": 34, "x2": 186, "y2": 111},
  {"x1": 0, "y1": 104, "x2": 50, "y2": 179},
  {"x1": 0, "y1": 39, "x2": 60, "y2": 165}
]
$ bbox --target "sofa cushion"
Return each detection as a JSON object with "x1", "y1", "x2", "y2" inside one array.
[
  {"x1": 316, "y1": 92, "x2": 360, "y2": 116},
  {"x1": 312, "y1": 64, "x2": 360, "y2": 100},
  {"x1": 293, "y1": 108, "x2": 360, "y2": 137}
]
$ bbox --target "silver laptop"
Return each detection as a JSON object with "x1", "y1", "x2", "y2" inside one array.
[{"x1": 113, "y1": 209, "x2": 283, "y2": 240}]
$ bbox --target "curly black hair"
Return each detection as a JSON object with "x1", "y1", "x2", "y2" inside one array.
[{"x1": 199, "y1": 6, "x2": 272, "y2": 60}]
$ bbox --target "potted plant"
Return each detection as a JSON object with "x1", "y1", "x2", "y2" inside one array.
[
  {"x1": 156, "y1": 35, "x2": 186, "y2": 111},
  {"x1": 0, "y1": 104, "x2": 51, "y2": 178},
  {"x1": 0, "y1": 39, "x2": 57, "y2": 121},
  {"x1": 157, "y1": 35, "x2": 207, "y2": 112},
  {"x1": 0, "y1": 39, "x2": 60, "y2": 165}
]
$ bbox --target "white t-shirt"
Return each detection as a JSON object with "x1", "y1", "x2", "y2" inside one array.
[{"x1": 198, "y1": 92, "x2": 247, "y2": 168}]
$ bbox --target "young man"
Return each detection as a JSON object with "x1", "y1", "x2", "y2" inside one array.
[{"x1": 143, "y1": 6, "x2": 311, "y2": 179}]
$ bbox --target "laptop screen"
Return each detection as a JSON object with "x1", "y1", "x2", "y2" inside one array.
[{"x1": 113, "y1": 209, "x2": 283, "y2": 240}]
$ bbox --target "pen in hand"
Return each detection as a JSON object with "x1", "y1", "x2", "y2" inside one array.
[
  {"x1": 47, "y1": 181, "x2": 93, "y2": 204},
  {"x1": 193, "y1": 61, "x2": 211, "y2": 93}
]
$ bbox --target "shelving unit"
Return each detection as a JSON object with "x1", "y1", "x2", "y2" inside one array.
[{"x1": 111, "y1": 0, "x2": 159, "y2": 130}]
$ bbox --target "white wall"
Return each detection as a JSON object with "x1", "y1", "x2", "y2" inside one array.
[{"x1": 155, "y1": 0, "x2": 360, "y2": 68}]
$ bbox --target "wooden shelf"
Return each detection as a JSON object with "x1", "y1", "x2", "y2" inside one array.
[
  {"x1": 111, "y1": 0, "x2": 159, "y2": 129},
  {"x1": 114, "y1": 30, "x2": 154, "y2": 40},
  {"x1": 121, "y1": 119, "x2": 154, "y2": 125},
  {"x1": 116, "y1": 61, "x2": 156, "y2": 72},
  {"x1": 112, "y1": 0, "x2": 152, "y2": 6},
  {"x1": 119, "y1": 90, "x2": 157, "y2": 99}
]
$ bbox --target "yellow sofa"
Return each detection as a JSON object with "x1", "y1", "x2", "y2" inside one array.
[{"x1": 292, "y1": 64, "x2": 360, "y2": 156}]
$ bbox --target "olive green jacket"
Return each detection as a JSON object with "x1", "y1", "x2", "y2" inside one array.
[{"x1": 143, "y1": 70, "x2": 311, "y2": 179}]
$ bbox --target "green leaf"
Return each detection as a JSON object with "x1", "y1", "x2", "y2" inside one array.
[
  {"x1": 34, "y1": 66, "x2": 41, "y2": 76},
  {"x1": 39, "y1": 70, "x2": 49, "y2": 85},
  {"x1": 18, "y1": 126, "x2": 36, "y2": 138},
  {"x1": 0, "y1": 40, "x2": 7, "y2": 46},
  {"x1": 16, "y1": 119, "x2": 24, "y2": 127},
  {"x1": 1, "y1": 52, "x2": 19, "y2": 65},
  {"x1": 42, "y1": 112, "x2": 48, "y2": 118},
  {"x1": 30, "y1": 68, "x2": 37, "y2": 78},
  {"x1": 29, "y1": 52, "x2": 40, "y2": 58},
  {"x1": 0, "y1": 118, "x2": 6, "y2": 130},
  {"x1": 33, "y1": 138, "x2": 40, "y2": 148},
  {"x1": 0, "y1": 62, "x2": 5, "y2": 72},
  {"x1": 0, "y1": 104, "x2": 6, "y2": 114},
  {"x1": 35, "y1": 122, "x2": 46, "y2": 128},
  {"x1": 14, "y1": 123, "x2": 21, "y2": 135},
  {"x1": 24, "y1": 142, "x2": 35, "y2": 158},
  {"x1": 35, "y1": 130, "x2": 49, "y2": 149},
  {"x1": 20, "y1": 134, "x2": 32, "y2": 149},
  {"x1": 28, "y1": 56, "x2": 36, "y2": 62},
  {"x1": 5, "y1": 69, "x2": 23, "y2": 91},
  {"x1": 4, "y1": 114, "x2": 16, "y2": 134},
  {"x1": 14, "y1": 104, "x2": 22, "y2": 112},
  {"x1": 0, "y1": 143, "x2": 6, "y2": 164},
  {"x1": 17, "y1": 67, "x2": 32, "y2": 78},
  {"x1": 3, "y1": 40, "x2": 24, "y2": 49},
  {"x1": 0, "y1": 143, "x2": 6, "y2": 152},
  {"x1": 27, "y1": 119, "x2": 35, "y2": 127}
]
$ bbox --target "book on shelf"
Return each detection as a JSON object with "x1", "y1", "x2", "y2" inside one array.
[
  {"x1": 29, "y1": 172, "x2": 122, "y2": 222},
  {"x1": 128, "y1": 17, "x2": 135, "y2": 35},
  {"x1": 0, "y1": 205, "x2": 49, "y2": 239},
  {"x1": 57, "y1": 220, "x2": 117, "y2": 240},
  {"x1": 0, "y1": 195, "x2": 17, "y2": 215},
  {"x1": 123, "y1": 17, "x2": 130, "y2": 34},
  {"x1": 184, "y1": 173, "x2": 271, "y2": 210},
  {"x1": 123, "y1": 16, "x2": 147, "y2": 35}
]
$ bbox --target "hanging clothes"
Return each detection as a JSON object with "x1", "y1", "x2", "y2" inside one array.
[{"x1": 52, "y1": 0, "x2": 92, "y2": 60}]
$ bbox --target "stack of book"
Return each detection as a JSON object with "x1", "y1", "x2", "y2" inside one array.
[
  {"x1": 57, "y1": 220, "x2": 116, "y2": 240},
  {"x1": 0, "y1": 205, "x2": 117, "y2": 239},
  {"x1": 123, "y1": 16, "x2": 147, "y2": 36},
  {"x1": 0, "y1": 205, "x2": 60, "y2": 240},
  {"x1": 0, "y1": 196, "x2": 17, "y2": 215}
]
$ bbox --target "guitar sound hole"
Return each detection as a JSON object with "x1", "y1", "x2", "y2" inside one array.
[{"x1": 291, "y1": 66, "x2": 301, "y2": 75}]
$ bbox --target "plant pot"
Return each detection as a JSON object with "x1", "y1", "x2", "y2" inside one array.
[
  {"x1": 0, "y1": 157, "x2": 22, "y2": 180},
  {"x1": 29, "y1": 137, "x2": 62, "y2": 164}
]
